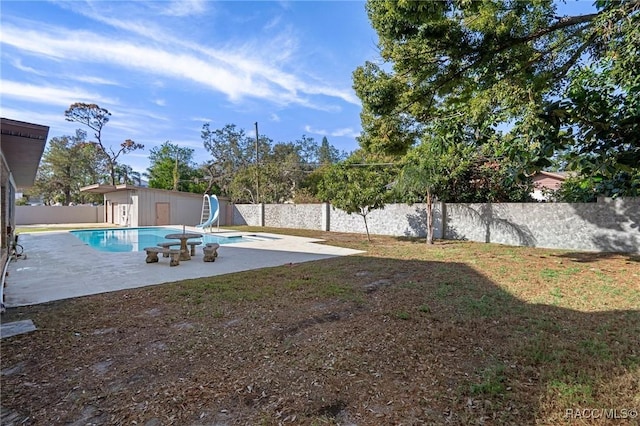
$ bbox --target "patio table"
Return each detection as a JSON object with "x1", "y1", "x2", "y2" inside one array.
[{"x1": 164, "y1": 232, "x2": 203, "y2": 261}]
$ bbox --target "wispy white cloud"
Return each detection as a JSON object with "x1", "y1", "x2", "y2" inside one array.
[
  {"x1": 304, "y1": 125, "x2": 327, "y2": 136},
  {"x1": 0, "y1": 81, "x2": 169, "y2": 142},
  {"x1": 8, "y1": 58, "x2": 45, "y2": 75},
  {"x1": 160, "y1": 0, "x2": 208, "y2": 17},
  {"x1": 1, "y1": 24, "x2": 258, "y2": 100},
  {"x1": 70, "y1": 75, "x2": 122, "y2": 86},
  {"x1": 304, "y1": 125, "x2": 360, "y2": 139},
  {"x1": 1, "y1": 4, "x2": 359, "y2": 110},
  {"x1": 264, "y1": 15, "x2": 283, "y2": 31},
  {"x1": 0, "y1": 107, "x2": 69, "y2": 131},
  {"x1": 331, "y1": 128, "x2": 361, "y2": 138},
  {"x1": 191, "y1": 117, "x2": 213, "y2": 123},
  {"x1": 102, "y1": 105, "x2": 172, "y2": 137},
  {"x1": 1, "y1": 0, "x2": 367, "y2": 170},
  {"x1": 0, "y1": 80, "x2": 118, "y2": 107}
]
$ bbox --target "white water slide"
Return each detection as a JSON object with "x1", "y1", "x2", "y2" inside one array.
[{"x1": 195, "y1": 194, "x2": 219, "y2": 231}]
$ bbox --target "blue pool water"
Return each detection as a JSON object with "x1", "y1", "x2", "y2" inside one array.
[{"x1": 70, "y1": 227, "x2": 260, "y2": 253}]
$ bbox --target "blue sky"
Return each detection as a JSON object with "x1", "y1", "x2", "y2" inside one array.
[
  {"x1": 1, "y1": 1, "x2": 596, "y2": 175},
  {"x1": 1, "y1": 0, "x2": 379, "y2": 174}
]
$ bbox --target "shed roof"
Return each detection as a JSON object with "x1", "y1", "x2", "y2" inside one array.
[
  {"x1": 80, "y1": 183, "x2": 129, "y2": 194},
  {"x1": 80, "y1": 184, "x2": 205, "y2": 199}
]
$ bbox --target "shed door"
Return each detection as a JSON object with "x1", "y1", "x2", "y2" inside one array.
[{"x1": 156, "y1": 202, "x2": 170, "y2": 225}]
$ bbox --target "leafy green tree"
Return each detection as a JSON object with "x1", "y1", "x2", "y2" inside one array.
[
  {"x1": 277, "y1": 135, "x2": 346, "y2": 202},
  {"x1": 355, "y1": 0, "x2": 638, "y2": 197},
  {"x1": 306, "y1": 135, "x2": 348, "y2": 201},
  {"x1": 201, "y1": 125, "x2": 348, "y2": 203},
  {"x1": 545, "y1": 176, "x2": 597, "y2": 203},
  {"x1": 114, "y1": 164, "x2": 142, "y2": 185},
  {"x1": 296, "y1": 167, "x2": 326, "y2": 203},
  {"x1": 394, "y1": 142, "x2": 448, "y2": 244},
  {"x1": 260, "y1": 143, "x2": 304, "y2": 203},
  {"x1": 227, "y1": 166, "x2": 258, "y2": 203},
  {"x1": 228, "y1": 140, "x2": 313, "y2": 203},
  {"x1": 32, "y1": 130, "x2": 104, "y2": 205},
  {"x1": 294, "y1": 134, "x2": 321, "y2": 165},
  {"x1": 145, "y1": 141, "x2": 206, "y2": 193},
  {"x1": 261, "y1": 137, "x2": 337, "y2": 203},
  {"x1": 318, "y1": 136, "x2": 343, "y2": 165},
  {"x1": 545, "y1": 61, "x2": 640, "y2": 197},
  {"x1": 291, "y1": 136, "x2": 346, "y2": 202},
  {"x1": 201, "y1": 123, "x2": 269, "y2": 198},
  {"x1": 65, "y1": 103, "x2": 144, "y2": 185},
  {"x1": 318, "y1": 151, "x2": 394, "y2": 241}
]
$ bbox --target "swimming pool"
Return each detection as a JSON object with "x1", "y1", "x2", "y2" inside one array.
[{"x1": 70, "y1": 227, "x2": 267, "y2": 253}]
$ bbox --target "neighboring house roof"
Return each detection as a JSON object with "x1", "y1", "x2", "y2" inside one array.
[
  {"x1": 1, "y1": 118, "x2": 49, "y2": 188},
  {"x1": 530, "y1": 171, "x2": 568, "y2": 201},
  {"x1": 534, "y1": 171, "x2": 568, "y2": 180},
  {"x1": 532, "y1": 171, "x2": 567, "y2": 190}
]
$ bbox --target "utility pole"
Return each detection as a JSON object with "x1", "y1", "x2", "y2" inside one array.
[{"x1": 255, "y1": 122, "x2": 260, "y2": 204}]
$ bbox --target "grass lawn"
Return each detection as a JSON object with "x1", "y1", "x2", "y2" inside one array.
[{"x1": 1, "y1": 227, "x2": 639, "y2": 425}]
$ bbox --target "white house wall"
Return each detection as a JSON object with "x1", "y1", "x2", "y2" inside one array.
[
  {"x1": 1, "y1": 152, "x2": 13, "y2": 251},
  {"x1": 105, "y1": 191, "x2": 133, "y2": 226},
  {"x1": 130, "y1": 192, "x2": 139, "y2": 227}
]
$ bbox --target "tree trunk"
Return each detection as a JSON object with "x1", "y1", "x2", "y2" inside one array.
[
  {"x1": 109, "y1": 162, "x2": 117, "y2": 186},
  {"x1": 362, "y1": 214, "x2": 371, "y2": 242}
]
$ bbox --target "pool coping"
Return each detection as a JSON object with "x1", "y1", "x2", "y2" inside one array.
[{"x1": 67, "y1": 226, "x2": 270, "y2": 252}]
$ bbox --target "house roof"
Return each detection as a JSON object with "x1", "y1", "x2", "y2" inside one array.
[
  {"x1": 533, "y1": 171, "x2": 568, "y2": 181},
  {"x1": 1, "y1": 118, "x2": 49, "y2": 188}
]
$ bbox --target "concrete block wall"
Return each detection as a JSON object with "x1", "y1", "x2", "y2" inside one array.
[
  {"x1": 230, "y1": 198, "x2": 639, "y2": 253},
  {"x1": 231, "y1": 202, "x2": 446, "y2": 239},
  {"x1": 444, "y1": 198, "x2": 639, "y2": 253},
  {"x1": 329, "y1": 203, "x2": 444, "y2": 238},
  {"x1": 14, "y1": 198, "x2": 640, "y2": 253},
  {"x1": 264, "y1": 203, "x2": 324, "y2": 230},
  {"x1": 327, "y1": 207, "x2": 366, "y2": 235},
  {"x1": 233, "y1": 204, "x2": 262, "y2": 226}
]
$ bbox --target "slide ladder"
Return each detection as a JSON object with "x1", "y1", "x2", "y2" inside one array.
[{"x1": 195, "y1": 194, "x2": 219, "y2": 232}]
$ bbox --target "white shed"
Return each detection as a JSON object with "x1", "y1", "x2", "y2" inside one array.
[{"x1": 81, "y1": 184, "x2": 227, "y2": 227}]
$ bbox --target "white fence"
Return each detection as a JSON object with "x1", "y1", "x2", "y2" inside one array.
[{"x1": 16, "y1": 205, "x2": 104, "y2": 225}]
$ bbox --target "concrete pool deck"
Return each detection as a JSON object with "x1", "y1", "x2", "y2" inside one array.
[{"x1": 3, "y1": 227, "x2": 364, "y2": 307}]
